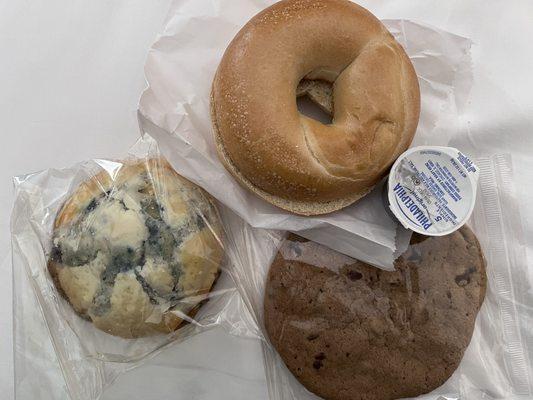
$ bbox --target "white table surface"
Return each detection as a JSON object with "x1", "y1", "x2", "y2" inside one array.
[
  {"x1": 1, "y1": 1, "x2": 533, "y2": 399},
  {"x1": 0, "y1": 1, "x2": 173, "y2": 397}
]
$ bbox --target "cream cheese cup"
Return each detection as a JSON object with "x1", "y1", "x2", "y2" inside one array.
[{"x1": 387, "y1": 146, "x2": 479, "y2": 236}]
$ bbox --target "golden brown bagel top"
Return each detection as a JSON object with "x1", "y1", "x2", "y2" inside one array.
[{"x1": 211, "y1": 0, "x2": 420, "y2": 215}]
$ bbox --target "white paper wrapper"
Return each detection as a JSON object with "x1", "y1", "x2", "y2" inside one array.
[{"x1": 138, "y1": 0, "x2": 473, "y2": 269}]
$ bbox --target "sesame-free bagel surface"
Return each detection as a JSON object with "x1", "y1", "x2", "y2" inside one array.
[
  {"x1": 211, "y1": 0, "x2": 420, "y2": 215},
  {"x1": 264, "y1": 227, "x2": 486, "y2": 400}
]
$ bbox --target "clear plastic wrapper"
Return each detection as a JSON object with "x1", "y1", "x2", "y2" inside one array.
[
  {"x1": 224, "y1": 153, "x2": 533, "y2": 400},
  {"x1": 11, "y1": 135, "x2": 258, "y2": 400}
]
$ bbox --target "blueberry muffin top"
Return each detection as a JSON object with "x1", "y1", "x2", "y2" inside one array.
[{"x1": 48, "y1": 158, "x2": 223, "y2": 338}]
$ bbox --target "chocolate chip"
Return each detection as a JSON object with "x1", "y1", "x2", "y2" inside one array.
[
  {"x1": 314, "y1": 352, "x2": 326, "y2": 360},
  {"x1": 347, "y1": 270, "x2": 363, "y2": 281},
  {"x1": 313, "y1": 360, "x2": 323, "y2": 370},
  {"x1": 455, "y1": 277, "x2": 468, "y2": 286},
  {"x1": 455, "y1": 266, "x2": 477, "y2": 286}
]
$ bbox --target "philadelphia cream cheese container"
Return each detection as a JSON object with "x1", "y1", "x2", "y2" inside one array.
[{"x1": 386, "y1": 146, "x2": 479, "y2": 236}]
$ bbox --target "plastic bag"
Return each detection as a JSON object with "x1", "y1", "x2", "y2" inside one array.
[
  {"x1": 224, "y1": 153, "x2": 533, "y2": 400},
  {"x1": 10, "y1": 134, "x2": 257, "y2": 400}
]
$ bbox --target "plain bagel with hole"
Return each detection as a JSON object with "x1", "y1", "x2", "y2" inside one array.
[{"x1": 211, "y1": 0, "x2": 420, "y2": 215}]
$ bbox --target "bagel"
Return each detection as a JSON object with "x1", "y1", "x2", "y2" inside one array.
[{"x1": 211, "y1": 0, "x2": 420, "y2": 215}]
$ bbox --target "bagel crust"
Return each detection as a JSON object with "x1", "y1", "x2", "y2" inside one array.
[{"x1": 211, "y1": 0, "x2": 420, "y2": 215}]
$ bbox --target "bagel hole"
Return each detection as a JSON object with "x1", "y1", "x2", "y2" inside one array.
[
  {"x1": 296, "y1": 79, "x2": 333, "y2": 125},
  {"x1": 297, "y1": 96, "x2": 333, "y2": 125}
]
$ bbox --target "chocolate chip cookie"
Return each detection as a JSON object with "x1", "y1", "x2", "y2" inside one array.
[{"x1": 264, "y1": 227, "x2": 486, "y2": 400}]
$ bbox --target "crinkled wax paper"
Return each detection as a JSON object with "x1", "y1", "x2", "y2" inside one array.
[{"x1": 138, "y1": 0, "x2": 473, "y2": 269}]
